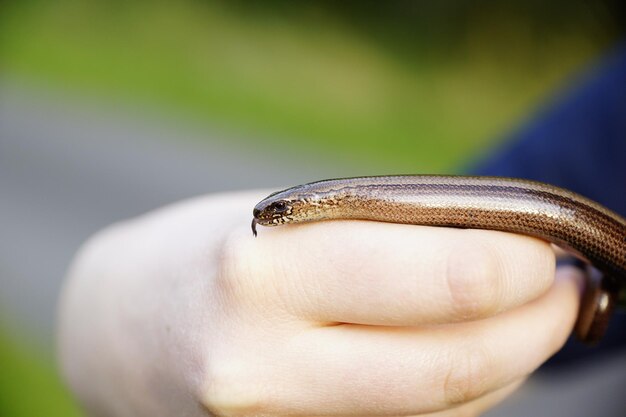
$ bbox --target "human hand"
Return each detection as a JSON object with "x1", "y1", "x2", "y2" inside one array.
[{"x1": 58, "y1": 191, "x2": 582, "y2": 417}]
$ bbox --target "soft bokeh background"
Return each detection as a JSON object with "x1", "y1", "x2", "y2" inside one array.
[{"x1": 1, "y1": 1, "x2": 624, "y2": 415}]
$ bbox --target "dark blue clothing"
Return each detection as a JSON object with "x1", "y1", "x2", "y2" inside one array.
[{"x1": 471, "y1": 43, "x2": 626, "y2": 366}]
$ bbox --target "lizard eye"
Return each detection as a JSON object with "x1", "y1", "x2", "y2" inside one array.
[{"x1": 272, "y1": 201, "x2": 288, "y2": 213}]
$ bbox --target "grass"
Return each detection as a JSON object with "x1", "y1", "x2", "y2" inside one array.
[
  {"x1": 0, "y1": 324, "x2": 82, "y2": 416},
  {"x1": 0, "y1": 1, "x2": 615, "y2": 172}
]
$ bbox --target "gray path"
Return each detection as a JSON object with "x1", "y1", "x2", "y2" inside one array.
[
  {"x1": 0, "y1": 83, "x2": 624, "y2": 416},
  {"x1": 0, "y1": 82, "x2": 352, "y2": 343}
]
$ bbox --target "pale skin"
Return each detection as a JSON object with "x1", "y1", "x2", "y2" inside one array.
[{"x1": 58, "y1": 191, "x2": 583, "y2": 417}]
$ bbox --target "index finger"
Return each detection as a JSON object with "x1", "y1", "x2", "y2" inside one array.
[{"x1": 238, "y1": 219, "x2": 556, "y2": 326}]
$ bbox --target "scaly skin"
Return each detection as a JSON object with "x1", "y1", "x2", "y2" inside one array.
[{"x1": 253, "y1": 175, "x2": 626, "y2": 342}]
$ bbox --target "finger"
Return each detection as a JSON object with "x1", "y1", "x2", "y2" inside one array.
[
  {"x1": 241, "y1": 220, "x2": 555, "y2": 325},
  {"x1": 247, "y1": 267, "x2": 582, "y2": 416}
]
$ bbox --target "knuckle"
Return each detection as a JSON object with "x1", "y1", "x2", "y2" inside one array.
[
  {"x1": 219, "y1": 229, "x2": 251, "y2": 276},
  {"x1": 524, "y1": 241, "x2": 555, "y2": 294},
  {"x1": 442, "y1": 341, "x2": 492, "y2": 406},
  {"x1": 502, "y1": 237, "x2": 554, "y2": 302},
  {"x1": 445, "y1": 238, "x2": 501, "y2": 320},
  {"x1": 215, "y1": 229, "x2": 293, "y2": 315},
  {"x1": 215, "y1": 230, "x2": 259, "y2": 301}
]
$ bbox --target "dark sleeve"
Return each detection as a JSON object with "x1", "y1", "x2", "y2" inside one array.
[{"x1": 469, "y1": 43, "x2": 626, "y2": 367}]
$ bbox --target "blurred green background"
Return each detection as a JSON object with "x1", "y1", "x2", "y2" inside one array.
[{"x1": 0, "y1": 1, "x2": 623, "y2": 415}]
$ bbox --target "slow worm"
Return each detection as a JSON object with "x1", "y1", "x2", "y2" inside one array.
[{"x1": 252, "y1": 175, "x2": 626, "y2": 343}]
